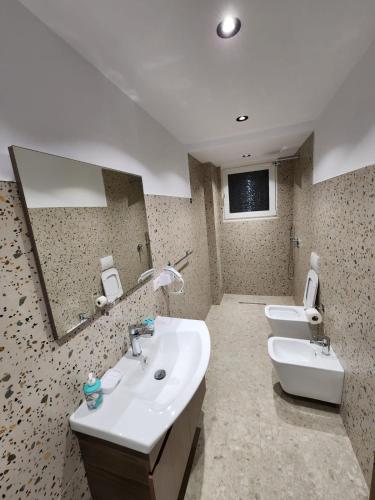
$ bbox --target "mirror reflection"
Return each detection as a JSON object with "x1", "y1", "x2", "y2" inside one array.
[{"x1": 10, "y1": 146, "x2": 153, "y2": 339}]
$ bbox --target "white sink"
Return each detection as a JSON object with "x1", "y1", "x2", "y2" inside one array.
[
  {"x1": 69, "y1": 316, "x2": 210, "y2": 453},
  {"x1": 268, "y1": 336, "x2": 344, "y2": 404}
]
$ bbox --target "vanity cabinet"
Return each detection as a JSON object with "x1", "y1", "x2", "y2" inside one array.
[{"x1": 75, "y1": 379, "x2": 205, "y2": 500}]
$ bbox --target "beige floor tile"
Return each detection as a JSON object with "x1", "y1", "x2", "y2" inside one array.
[{"x1": 184, "y1": 295, "x2": 369, "y2": 500}]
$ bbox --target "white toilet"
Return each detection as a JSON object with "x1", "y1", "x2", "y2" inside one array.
[
  {"x1": 265, "y1": 269, "x2": 319, "y2": 339},
  {"x1": 100, "y1": 255, "x2": 123, "y2": 304}
]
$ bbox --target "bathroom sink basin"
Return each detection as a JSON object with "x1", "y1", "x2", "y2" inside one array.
[
  {"x1": 69, "y1": 316, "x2": 210, "y2": 453},
  {"x1": 268, "y1": 336, "x2": 344, "y2": 404}
]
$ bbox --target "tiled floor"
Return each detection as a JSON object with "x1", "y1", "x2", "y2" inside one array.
[{"x1": 184, "y1": 294, "x2": 369, "y2": 500}]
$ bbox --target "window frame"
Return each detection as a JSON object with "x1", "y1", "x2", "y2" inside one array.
[{"x1": 222, "y1": 163, "x2": 277, "y2": 220}]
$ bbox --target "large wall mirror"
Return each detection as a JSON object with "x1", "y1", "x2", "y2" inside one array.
[{"x1": 9, "y1": 146, "x2": 153, "y2": 340}]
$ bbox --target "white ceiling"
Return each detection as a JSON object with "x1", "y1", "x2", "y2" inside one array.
[{"x1": 19, "y1": 0, "x2": 375, "y2": 167}]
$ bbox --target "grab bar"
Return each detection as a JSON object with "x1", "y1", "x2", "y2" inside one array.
[{"x1": 168, "y1": 250, "x2": 193, "y2": 267}]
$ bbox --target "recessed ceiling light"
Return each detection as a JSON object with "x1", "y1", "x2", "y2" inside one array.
[
  {"x1": 236, "y1": 115, "x2": 248, "y2": 122},
  {"x1": 217, "y1": 16, "x2": 241, "y2": 38},
  {"x1": 242, "y1": 154, "x2": 252, "y2": 158}
]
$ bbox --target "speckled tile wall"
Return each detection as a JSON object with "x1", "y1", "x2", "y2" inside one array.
[
  {"x1": 203, "y1": 163, "x2": 223, "y2": 305},
  {"x1": 145, "y1": 156, "x2": 212, "y2": 320},
  {"x1": 0, "y1": 157, "x2": 211, "y2": 499},
  {"x1": 221, "y1": 162, "x2": 294, "y2": 295},
  {"x1": 293, "y1": 134, "x2": 375, "y2": 487},
  {"x1": 292, "y1": 134, "x2": 314, "y2": 302},
  {"x1": 29, "y1": 206, "x2": 110, "y2": 335}
]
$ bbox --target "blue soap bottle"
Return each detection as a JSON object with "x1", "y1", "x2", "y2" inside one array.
[
  {"x1": 143, "y1": 317, "x2": 155, "y2": 334},
  {"x1": 83, "y1": 372, "x2": 103, "y2": 410}
]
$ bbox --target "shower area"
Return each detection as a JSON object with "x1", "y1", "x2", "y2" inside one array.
[{"x1": 205, "y1": 155, "x2": 301, "y2": 304}]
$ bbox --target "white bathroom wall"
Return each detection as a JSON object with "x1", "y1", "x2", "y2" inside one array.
[
  {"x1": 0, "y1": 0, "x2": 190, "y2": 197},
  {"x1": 13, "y1": 147, "x2": 108, "y2": 208},
  {"x1": 314, "y1": 38, "x2": 375, "y2": 184}
]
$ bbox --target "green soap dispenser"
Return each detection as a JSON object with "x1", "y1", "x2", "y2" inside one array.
[{"x1": 83, "y1": 372, "x2": 103, "y2": 410}]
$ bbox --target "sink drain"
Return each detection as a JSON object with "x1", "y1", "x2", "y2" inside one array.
[{"x1": 154, "y1": 369, "x2": 166, "y2": 380}]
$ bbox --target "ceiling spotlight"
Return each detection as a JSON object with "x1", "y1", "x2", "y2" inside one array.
[
  {"x1": 242, "y1": 154, "x2": 252, "y2": 158},
  {"x1": 236, "y1": 115, "x2": 248, "y2": 122},
  {"x1": 217, "y1": 16, "x2": 241, "y2": 38}
]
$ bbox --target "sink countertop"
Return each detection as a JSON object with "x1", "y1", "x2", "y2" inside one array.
[{"x1": 69, "y1": 316, "x2": 210, "y2": 453}]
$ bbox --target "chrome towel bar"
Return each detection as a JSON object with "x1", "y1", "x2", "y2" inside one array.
[{"x1": 168, "y1": 250, "x2": 193, "y2": 267}]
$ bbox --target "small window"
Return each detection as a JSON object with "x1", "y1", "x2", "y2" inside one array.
[{"x1": 222, "y1": 163, "x2": 277, "y2": 220}]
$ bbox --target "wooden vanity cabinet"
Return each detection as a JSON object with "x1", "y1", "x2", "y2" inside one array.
[{"x1": 75, "y1": 378, "x2": 205, "y2": 500}]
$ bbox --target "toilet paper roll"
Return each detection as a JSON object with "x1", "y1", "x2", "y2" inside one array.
[
  {"x1": 95, "y1": 295, "x2": 108, "y2": 308},
  {"x1": 305, "y1": 307, "x2": 322, "y2": 325}
]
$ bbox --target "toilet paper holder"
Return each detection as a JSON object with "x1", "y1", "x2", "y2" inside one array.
[{"x1": 95, "y1": 295, "x2": 108, "y2": 309}]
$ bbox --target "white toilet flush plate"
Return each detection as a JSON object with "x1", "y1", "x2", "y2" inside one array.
[{"x1": 268, "y1": 336, "x2": 344, "y2": 404}]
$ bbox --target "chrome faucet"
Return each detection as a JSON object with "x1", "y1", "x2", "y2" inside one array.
[
  {"x1": 310, "y1": 335, "x2": 330, "y2": 355},
  {"x1": 128, "y1": 322, "x2": 154, "y2": 357}
]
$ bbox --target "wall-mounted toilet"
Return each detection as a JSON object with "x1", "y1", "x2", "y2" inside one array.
[
  {"x1": 268, "y1": 336, "x2": 344, "y2": 404},
  {"x1": 100, "y1": 255, "x2": 123, "y2": 304},
  {"x1": 265, "y1": 269, "x2": 319, "y2": 339}
]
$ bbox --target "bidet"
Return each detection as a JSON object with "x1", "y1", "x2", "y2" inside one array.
[{"x1": 268, "y1": 336, "x2": 344, "y2": 404}]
